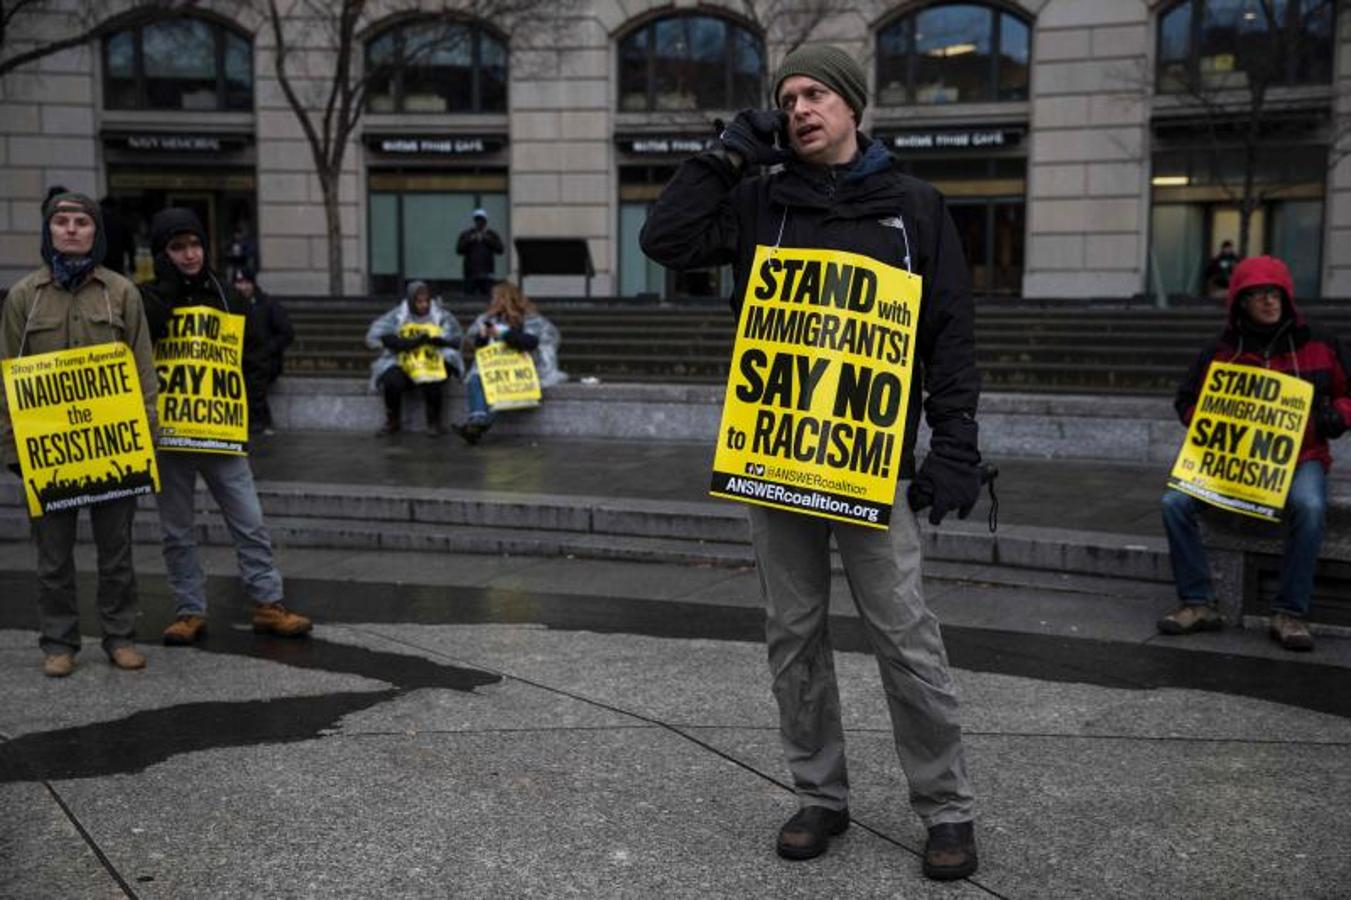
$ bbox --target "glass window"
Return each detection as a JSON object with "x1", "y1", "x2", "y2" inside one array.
[
  {"x1": 103, "y1": 16, "x2": 253, "y2": 111},
  {"x1": 915, "y1": 5, "x2": 993, "y2": 104},
  {"x1": 620, "y1": 203, "x2": 665, "y2": 297},
  {"x1": 368, "y1": 188, "x2": 508, "y2": 292},
  {"x1": 876, "y1": 3, "x2": 1031, "y2": 106},
  {"x1": 877, "y1": 16, "x2": 912, "y2": 105},
  {"x1": 997, "y1": 14, "x2": 1029, "y2": 101},
  {"x1": 1156, "y1": 0, "x2": 1335, "y2": 92},
  {"x1": 1270, "y1": 200, "x2": 1323, "y2": 298},
  {"x1": 364, "y1": 20, "x2": 507, "y2": 114},
  {"x1": 618, "y1": 14, "x2": 765, "y2": 112}
]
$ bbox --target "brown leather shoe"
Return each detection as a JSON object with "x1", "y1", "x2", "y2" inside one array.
[
  {"x1": 163, "y1": 614, "x2": 207, "y2": 646},
  {"x1": 1157, "y1": 603, "x2": 1223, "y2": 635},
  {"x1": 1270, "y1": 613, "x2": 1314, "y2": 652},
  {"x1": 109, "y1": 645, "x2": 146, "y2": 670},
  {"x1": 776, "y1": 806, "x2": 850, "y2": 860},
  {"x1": 924, "y1": 821, "x2": 978, "y2": 880},
  {"x1": 43, "y1": 653, "x2": 75, "y2": 678},
  {"x1": 252, "y1": 602, "x2": 312, "y2": 637}
]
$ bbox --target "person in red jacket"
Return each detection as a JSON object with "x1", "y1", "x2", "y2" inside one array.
[{"x1": 1159, "y1": 255, "x2": 1350, "y2": 651}]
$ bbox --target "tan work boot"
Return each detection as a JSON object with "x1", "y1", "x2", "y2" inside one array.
[
  {"x1": 1269, "y1": 613, "x2": 1314, "y2": 652},
  {"x1": 162, "y1": 615, "x2": 207, "y2": 646},
  {"x1": 109, "y1": 645, "x2": 146, "y2": 670},
  {"x1": 1157, "y1": 604, "x2": 1223, "y2": 635},
  {"x1": 43, "y1": 653, "x2": 75, "y2": 678},
  {"x1": 252, "y1": 602, "x2": 312, "y2": 637}
]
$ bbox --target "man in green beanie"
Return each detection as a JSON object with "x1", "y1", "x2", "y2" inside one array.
[{"x1": 642, "y1": 44, "x2": 982, "y2": 880}]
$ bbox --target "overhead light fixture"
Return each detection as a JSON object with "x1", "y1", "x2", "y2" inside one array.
[
  {"x1": 925, "y1": 43, "x2": 977, "y2": 58},
  {"x1": 1152, "y1": 175, "x2": 1189, "y2": 186},
  {"x1": 1242, "y1": 10, "x2": 1257, "y2": 20}
]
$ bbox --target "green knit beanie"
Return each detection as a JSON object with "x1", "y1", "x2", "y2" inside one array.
[{"x1": 772, "y1": 44, "x2": 867, "y2": 120}]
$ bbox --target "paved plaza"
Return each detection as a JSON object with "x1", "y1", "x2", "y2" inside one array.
[{"x1": 1, "y1": 434, "x2": 1349, "y2": 898}]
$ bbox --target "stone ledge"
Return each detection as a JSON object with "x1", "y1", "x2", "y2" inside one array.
[{"x1": 268, "y1": 377, "x2": 1192, "y2": 462}]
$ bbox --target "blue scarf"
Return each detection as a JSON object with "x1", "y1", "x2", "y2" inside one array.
[{"x1": 49, "y1": 253, "x2": 96, "y2": 292}]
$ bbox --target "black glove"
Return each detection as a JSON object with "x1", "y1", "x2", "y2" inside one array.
[
  {"x1": 1315, "y1": 397, "x2": 1347, "y2": 439},
  {"x1": 502, "y1": 329, "x2": 539, "y2": 351},
  {"x1": 908, "y1": 452, "x2": 981, "y2": 526},
  {"x1": 718, "y1": 109, "x2": 790, "y2": 167},
  {"x1": 380, "y1": 333, "x2": 422, "y2": 352},
  {"x1": 427, "y1": 335, "x2": 453, "y2": 347}
]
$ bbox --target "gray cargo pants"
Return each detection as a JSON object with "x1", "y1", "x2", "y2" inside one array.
[
  {"x1": 747, "y1": 481, "x2": 974, "y2": 827},
  {"x1": 32, "y1": 496, "x2": 139, "y2": 655}
]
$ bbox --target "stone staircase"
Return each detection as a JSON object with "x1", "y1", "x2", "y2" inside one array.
[
  {"x1": 0, "y1": 478, "x2": 1175, "y2": 585},
  {"x1": 278, "y1": 299, "x2": 1351, "y2": 394}
]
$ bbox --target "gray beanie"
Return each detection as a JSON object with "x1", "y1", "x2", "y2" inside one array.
[
  {"x1": 405, "y1": 279, "x2": 429, "y2": 302},
  {"x1": 773, "y1": 44, "x2": 867, "y2": 120}
]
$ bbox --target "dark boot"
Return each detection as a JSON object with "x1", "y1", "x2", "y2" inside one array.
[
  {"x1": 376, "y1": 412, "x2": 400, "y2": 436},
  {"x1": 776, "y1": 806, "x2": 850, "y2": 860},
  {"x1": 923, "y1": 821, "x2": 978, "y2": 880},
  {"x1": 454, "y1": 421, "x2": 484, "y2": 445}
]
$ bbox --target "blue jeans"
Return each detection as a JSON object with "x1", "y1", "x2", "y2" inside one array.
[
  {"x1": 157, "y1": 452, "x2": 285, "y2": 616},
  {"x1": 464, "y1": 369, "x2": 497, "y2": 427},
  {"x1": 1161, "y1": 460, "x2": 1326, "y2": 617}
]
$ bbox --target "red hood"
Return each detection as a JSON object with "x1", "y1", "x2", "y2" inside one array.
[{"x1": 1226, "y1": 255, "x2": 1301, "y2": 322}]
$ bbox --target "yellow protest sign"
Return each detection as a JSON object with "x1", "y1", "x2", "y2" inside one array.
[
  {"x1": 154, "y1": 305, "x2": 248, "y2": 454},
  {"x1": 477, "y1": 341, "x2": 541, "y2": 410},
  {"x1": 2, "y1": 342, "x2": 158, "y2": 518},
  {"x1": 1168, "y1": 361, "x2": 1312, "y2": 521},
  {"x1": 710, "y1": 245, "x2": 922, "y2": 529},
  {"x1": 397, "y1": 323, "x2": 448, "y2": 383}
]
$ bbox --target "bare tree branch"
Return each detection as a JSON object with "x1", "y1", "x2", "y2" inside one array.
[{"x1": 0, "y1": 0, "x2": 201, "y2": 79}]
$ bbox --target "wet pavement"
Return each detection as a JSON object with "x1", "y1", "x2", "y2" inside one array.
[
  {"x1": 2, "y1": 540, "x2": 1349, "y2": 898},
  {"x1": 3, "y1": 430, "x2": 1351, "y2": 896},
  {"x1": 246, "y1": 430, "x2": 1172, "y2": 537}
]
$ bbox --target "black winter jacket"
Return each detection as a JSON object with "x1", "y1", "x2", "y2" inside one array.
[
  {"x1": 249, "y1": 287, "x2": 295, "y2": 380},
  {"x1": 456, "y1": 227, "x2": 504, "y2": 280},
  {"x1": 640, "y1": 135, "x2": 980, "y2": 478},
  {"x1": 140, "y1": 266, "x2": 271, "y2": 394}
]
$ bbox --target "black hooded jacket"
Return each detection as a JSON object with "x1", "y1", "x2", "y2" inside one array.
[
  {"x1": 640, "y1": 135, "x2": 979, "y2": 478},
  {"x1": 139, "y1": 208, "x2": 270, "y2": 389}
]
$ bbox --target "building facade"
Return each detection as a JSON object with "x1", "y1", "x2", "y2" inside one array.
[{"x1": 1, "y1": 0, "x2": 1348, "y2": 300}]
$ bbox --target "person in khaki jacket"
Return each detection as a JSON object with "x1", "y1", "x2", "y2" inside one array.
[{"x1": 0, "y1": 193, "x2": 158, "y2": 676}]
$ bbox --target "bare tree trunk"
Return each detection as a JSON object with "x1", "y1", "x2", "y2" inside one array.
[
  {"x1": 1238, "y1": 84, "x2": 1265, "y2": 258},
  {"x1": 318, "y1": 169, "x2": 343, "y2": 295}
]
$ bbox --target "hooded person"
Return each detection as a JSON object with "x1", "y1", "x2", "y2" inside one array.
[
  {"x1": 139, "y1": 207, "x2": 312, "y2": 647},
  {"x1": 455, "y1": 209, "x2": 504, "y2": 297},
  {"x1": 639, "y1": 44, "x2": 982, "y2": 879},
  {"x1": 364, "y1": 279, "x2": 464, "y2": 436},
  {"x1": 1159, "y1": 255, "x2": 1351, "y2": 651},
  {"x1": 232, "y1": 266, "x2": 294, "y2": 435},
  {"x1": 0, "y1": 192, "x2": 158, "y2": 675}
]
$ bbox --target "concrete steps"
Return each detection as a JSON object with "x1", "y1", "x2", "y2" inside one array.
[{"x1": 0, "y1": 479, "x2": 1173, "y2": 585}]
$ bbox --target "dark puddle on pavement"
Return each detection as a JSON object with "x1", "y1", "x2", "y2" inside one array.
[
  {"x1": 0, "y1": 573, "x2": 499, "y2": 784},
  {"x1": 1, "y1": 569, "x2": 1348, "y2": 784},
  {"x1": 283, "y1": 576, "x2": 1351, "y2": 720}
]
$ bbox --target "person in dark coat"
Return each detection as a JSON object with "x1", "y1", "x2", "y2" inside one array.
[
  {"x1": 1159, "y1": 255, "x2": 1350, "y2": 651},
  {"x1": 1203, "y1": 240, "x2": 1240, "y2": 296},
  {"x1": 455, "y1": 209, "x2": 504, "y2": 296},
  {"x1": 140, "y1": 208, "x2": 312, "y2": 646},
  {"x1": 232, "y1": 268, "x2": 293, "y2": 435},
  {"x1": 640, "y1": 44, "x2": 981, "y2": 881}
]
